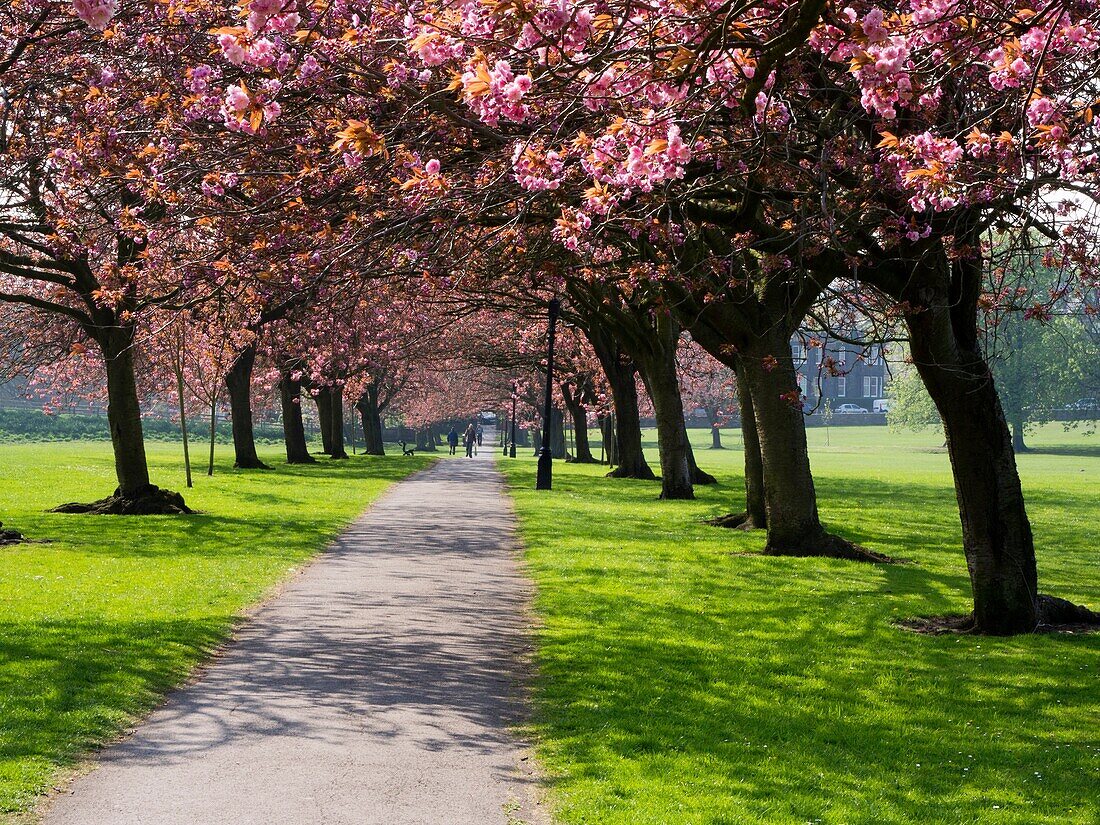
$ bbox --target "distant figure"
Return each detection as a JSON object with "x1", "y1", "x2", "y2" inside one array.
[
  {"x1": 447, "y1": 426, "x2": 459, "y2": 455},
  {"x1": 476, "y1": 422, "x2": 484, "y2": 447},
  {"x1": 464, "y1": 423, "x2": 476, "y2": 458}
]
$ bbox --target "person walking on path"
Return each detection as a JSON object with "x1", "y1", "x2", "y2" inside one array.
[
  {"x1": 448, "y1": 426, "x2": 459, "y2": 455},
  {"x1": 476, "y1": 423, "x2": 484, "y2": 447},
  {"x1": 464, "y1": 423, "x2": 476, "y2": 458}
]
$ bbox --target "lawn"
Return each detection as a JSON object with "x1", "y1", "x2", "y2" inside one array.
[
  {"x1": 0, "y1": 441, "x2": 430, "y2": 818},
  {"x1": 501, "y1": 423, "x2": 1099, "y2": 825}
]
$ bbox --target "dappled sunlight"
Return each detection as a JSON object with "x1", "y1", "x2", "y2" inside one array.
[
  {"x1": 499, "y1": 428, "x2": 1099, "y2": 824},
  {"x1": 0, "y1": 441, "x2": 430, "y2": 813}
]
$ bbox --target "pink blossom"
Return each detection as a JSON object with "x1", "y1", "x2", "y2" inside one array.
[
  {"x1": 218, "y1": 34, "x2": 247, "y2": 66},
  {"x1": 72, "y1": 0, "x2": 117, "y2": 31}
]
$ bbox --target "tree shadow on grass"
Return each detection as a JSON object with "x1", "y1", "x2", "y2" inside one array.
[{"x1": 500, "y1": 461, "x2": 1100, "y2": 823}]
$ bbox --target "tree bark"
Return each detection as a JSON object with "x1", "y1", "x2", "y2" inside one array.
[
  {"x1": 686, "y1": 439, "x2": 717, "y2": 485},
  {"x1": 587, "y1": 331, "x2": 654, "y2": 479},
  {"x1": 737, "y1": 328, "x2": 869, "y2": 558},
  {"x1": 550, "y1": 407, "x2": 567, "y2": 459},
  {"x1": 906, "y1": 299, "x2": 1039, "y2": 634},
  {"x1": 101, "y1": 327, "x2": 153, "y2": 495},
  {"x1": 735, "y1": 363, "x2": 767, "y2": 529},
  {"x1": 329, "y1": 386, "x2": 348, "y2": 459},
  {"x1": 1011, "y1": 418, "x2": 1029, "y2": 453},
  {"x1": 279, "y1": 370, "x2": 315, "y2": 464},
  {"x1": 316, "y1": 387, "x2": 334, "y2": 455},
  {"x1": 598, "y1": 415, "x2": 618, "y2": 466},
  {"x1": 207, "y1": 398, "x2": 216, "y2": 476},
  {"x1": 564, "y1": 396, "x2": 596, "y2": 463},
  {"x1": 224, "y1": 344, "x2": 269, "y2": 469},
  {"x1": 356, "y1": 384, "x2": 385, "y2": 455},
  {"x1": 637, "y1": 350, "x2": 694, "y2": 499}
]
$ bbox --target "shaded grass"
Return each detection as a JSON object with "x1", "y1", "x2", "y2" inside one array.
[
  {"x1": 502, "y1": 424, "x2": 1099, "y2": 825},
  {"x1": 0, "y1": 441, "x2": 430, "y2": 817}
]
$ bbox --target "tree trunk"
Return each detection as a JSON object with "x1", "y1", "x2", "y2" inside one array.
[
  {"x1": 316, "y1": 387, "x2": 334, "y2": 455},
  {"x1": 565, "y1": 398, "x2": 596, "y2": 463},
  {"x1": 906, "y1": 304, "x2": 1039, "y2": 634},
  {"x1": 637, "y1": 352, "x2": 694, "y2": 499},
  {"x1": 329, "y1": 386, "x2": 348, "y2": 459},
  {"x1": 224, "y1": 344, "x2": 269, "y2": 469},
  {"x1": 101, "y1": 328, "x2": 153, "y2": 495},
  {"x1": 173, "y1": 350, "x2": 193, "y2": 489},
  {"x1": 738, "y1": 329, "x2": 868, "y2": 559},
  {"x1": 1011, "y1": 418, "x2": 1029, "y2": 453},
  {"x1": 550, "y1": 407, "x2": 566, "y2": 459},
  {"x1": 356, "y1": 385, "x2": 385, "y2": 455},
  {"x1": 588, "y1": 334, "x2": 654, "y2": 479},
  {"x1": 687, "y1": 439, "x2": 717, "y2": 485},
  {"x1": 736, "y1": 365, "x2": 767, "y2": 529},
  {"x1": 207, "y1": 398, "x2": 216, "y2": 476},
  {"x1": 599, "y1": 415, "x2": 618, "y2": 465},
  {"x1": 279, "y1": 371, "x2": 315, "y2": 464}
]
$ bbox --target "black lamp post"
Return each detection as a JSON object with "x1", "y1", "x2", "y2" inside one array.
[
  {"x1": 509, "y1": 385, "x2": 518, "y2": 459},
  {"x1": 536, "y1": 298, "x2": 560, "y2": 490}
]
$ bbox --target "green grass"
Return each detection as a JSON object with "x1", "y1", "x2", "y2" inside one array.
[
  {"x1": 502, "y1": 423, "x2": 1099, "y2": 825},
  {"x1": 0, "y1": 441, "x2": 430, "y2": 818}
]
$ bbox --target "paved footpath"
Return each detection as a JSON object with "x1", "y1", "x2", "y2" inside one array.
[{"x1": 43, "y1": 439, "x2": 546, "y2": 825}]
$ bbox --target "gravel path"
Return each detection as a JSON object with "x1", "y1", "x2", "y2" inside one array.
[{"x1": 42, "y1": 439, "x2": 546, "y2": 825}]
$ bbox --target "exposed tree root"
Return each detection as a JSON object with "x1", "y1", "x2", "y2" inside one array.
[
  {"x1": 1036, "y1": 594, "x2": 1100, "y2": 630},
  {"x1": 234, "y1": 458, "x2": 271, "y2": 470},
  {"x1": 692, "y1": 467, "x2": 718, "y2": 485},
  {"x1": 0, "y1": 522, "x2": 27, "y2": 545},
  {"x1": 51, "y1": 485, "x2": 193, "y2": 515},
  {"x1": 705, "y1": 511, "x2": 765, "y2": 531},
  {"x1": 764, "y1": 532, "x2": 896, "y2": 564},
  {"x1": 896, "y1": 595, "x2": 1099, "y2": 636},
  {"x1": 606, "y1": 466, "x2": 656, "y2": 480},
  {"x1": 286, "y1": 456, "x2": 317, "y2": 465},
  {"x1": 659, "y1": 488, "x2": 695, "y2": 501},
  {"x1": 566, "y1": 455, "x2": 600, "y2": 464}
]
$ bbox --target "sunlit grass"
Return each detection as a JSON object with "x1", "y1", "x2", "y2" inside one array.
[
  {"x1": 502, "y1": 423, "x2": 1099, "y2": 825},
  {"x1": 0, "y1": 441, "x2": 430, "y2": 817}
]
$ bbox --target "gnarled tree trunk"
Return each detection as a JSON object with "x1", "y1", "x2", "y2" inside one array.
[{"x1": 224, "y1": 344, "x2": 269, "y2": 469}]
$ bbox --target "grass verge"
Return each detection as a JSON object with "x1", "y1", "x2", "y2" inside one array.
[
  {"x1": 0, "y1": 441, "x2": 430, "y2": 817},
  {"x1": 501, "y1": 424, "x2": 1098, "y2": 825}
]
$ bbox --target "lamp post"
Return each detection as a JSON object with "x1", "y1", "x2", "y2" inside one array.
[
  {"x1": 509, "y1": 385, "x2": 518, "y2": 458},
  {"x1": 536, "y1": 298, "x2": 560, "y2": 490}
]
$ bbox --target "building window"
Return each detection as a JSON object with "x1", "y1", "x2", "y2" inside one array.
[
  {"x1": 837, "y1": 377, "x2": 846, "y2": 397},
  {"x1": 863, "y1": 375, "x2": 881, "y2": 398},
  {"x1": 798, "y1": 374, "x2": 808, "y2": 396},
  {"x1": 792, "y1": 342, "x2": 804, "y2": 362}
]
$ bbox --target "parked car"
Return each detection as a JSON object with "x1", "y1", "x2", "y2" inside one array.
[
  {"x1": 872, "y1": 399, "x2": 893, "y2": 413},
  {"x1": 835, "y1": 403, "x2": 870, "y2": 414},
  {"x1": 1065, "y1": 398, "x2": 1099, "y2": 411}
]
